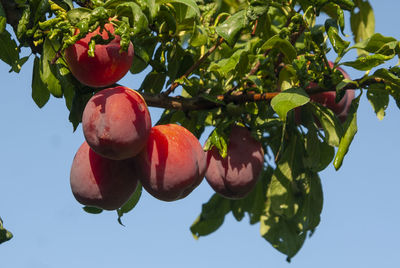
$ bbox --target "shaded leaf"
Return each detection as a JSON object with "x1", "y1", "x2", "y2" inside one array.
[
  {"x1": 260, "y1": 212, "x2": 307, "y2": 261},
  {"x1": 304, "y1": 127, "x2": 335, "y2": 172},
  {"x1": 41, "y1": 38, "x2": 63, "y2": 97},
  {"x1": 157, "y1": 0, "x2": 200, "y2": 17},
  {"x1": 367, "y1": 84, "x2": 389, "y2": 120},
  {"x1": 261, "y1": 35, "x2": 297, "y2": 63},
  {"x1": 190, "y1": 194, "x2": 230, "y2": 239},
  {"x1": 0, "y1": 2, "x2": 6, "y2": 34},
  {"x1": 139, "y1": 71, "x2": 167, "y2": 94},
  {"x1": 31, "y1": 56, "x2": 50, "y2": 108},
  {"x1": 115, "y1": 2, "x2": 149, "y2": 34},
  {"x1": 117, "y1": 183, "x2": 142, "y2": 225},
  {"x1": 230, "y1": 167, "x2": 272, "y2": 224},
  {"x1": 0, "y1": 31, "x2": 22, "y2": 72},
  {"x1": 0, "y1": 217, "x2": 13, "y2": 244},
  {"x1": 310, "y1": 102, "x2": 343, "y2": 147},
  {"x1": 83, "y1": 206, "x2": 103, "y2": 214},
  {"x1": 69, "y1": 90, "x2": 93, "y2": 131},
  {"x1": 189, "y1": 24, "x2": 208, "y2": 47},
  {"x1": 261, "y1": 137, "x2": 321, "y2": 261}
]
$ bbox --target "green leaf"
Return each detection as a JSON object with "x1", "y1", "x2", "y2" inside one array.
[
  {"x1": 32, "y1": 56, "x2": 50, "y2": 108},
  {"x1": 325, "y1": 19, "x2": 350, "y2": 56},
  {"x1": 190, "y1": 194, "x2": 231, "y2": 239},
  {"x1": 332, "y1": 0, "x2": 355, "y2": 10},
  {"x1": 83, "y1": 206, "x2": 103, "y2": 214},
  {"x1": 261, "y1": 35, "x2": 297, "y2": 63},
  {"x1": 204, "y1": 127, "x2": 229, "y2": 158},
  {"x1": 267, "y1": 166, "x2": 298, "y2": 219},
  {"x1": 333, "y1": 94, "x2": 360, "y2": 170},
  {"x1": 373, "y1": 68, "x2": 400, "y2": 87},
  {"x1": 139, "y1": 71, "x2": 167, "y2": 94},
  {"x1": 294, "y1": 172, "x2": 323, "y2": 232},
  {"x1": 52, "y1": 0, "x2": 74, "y2": 10},
  {"x1": 278, "y1": 65, "x2": 297, "y2": 91},
  {"x1": 117, "y1": 183, "x2": 142, "y2": 225},
  {"x1": 261, "y1": 137, "x2": 320, "y2": 261},
  {"x1": 322, "y1": 3, "x2": 345, "y2": 33},
  {"x1": 351, "y1": 33, "x2": 397, "y2": 54},
  {"x1": 367, "y1": 85, "x2": 389, "y2": 120},
  {"x1": 245, "y1": 102, "x2": 258, "y2": 115},
  {"x1": 0, "y1": 31, "x2": 22, "y2": 73},
  {"x1": 230, "y1": 167, "x2": 272, "y2": 224},
  {"x1": 341, "y1": 54, "x2": 393, "y2": 71},
  {"x1": 189, "y1": 24, "x2": 208, "y2": 47},
  {"x1": 69, "y1": 91, "x2": 93, "y2": 131},
  {"x1": 130, "y1": 56, "x2": 148, "y2": 74},
  {"x1": 115, "y1": 2, "x2": 149, "y2": 34},
  {"x1": 310, "y1": 102, "x2": 343, "y2": 147},
  {"x1": 260, "y1": 211, "x2": 307, "y2": 261},
  {"x1": 215, "y1": 10, "x2": 246, "y2": 46},
  {"x1": 350, "y1": 0, "x2": 375, "y2": 55},
  {"x1": 56, "y1": 63, "x2": 77, "y2": 110},
  {"x1": 0, "y1": 2, "x2": 6, "y2": 34},
  {"x1": 271, "y1": 88, "x2": 310, "y2": 121},
  {"x1": 130, "y1": 36, "x2": 158, "y2": 74},
  {"x1": 41, "y1": 38, "x2": 63, "y2": 97},
  {"x1": 33, "y1": 0, "x2": 50, "y2": 24},
  {"x1": 0, "y1": 217, "x2": 13, "y2": 244},
  {"x1": 209, "y1": 47, "x2": 249, "y2": 77},
  {"x1": 266, "y1": 137, "x2": 303, "y2": 219},
  {"x1": 67, "y1": 7, "x2": 91, "y2": 25},
  {"x1": 157, "y1": 0, "x2": 200, "y2": 17},
  {"x1": 304, "y1": 127, "x2": 335, "y2": 172}
]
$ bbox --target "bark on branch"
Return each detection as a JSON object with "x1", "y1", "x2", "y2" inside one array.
[{"x1": 142, "y1": 77, "x2": 383, "y2": 111}]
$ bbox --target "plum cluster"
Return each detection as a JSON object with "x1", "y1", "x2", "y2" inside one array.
[
  {"x1": 69, "y1": 86, "x2": 265, "y2": 210},
  {"x1": 67, "y1": 23, "x2": 265, "y2": 210}
]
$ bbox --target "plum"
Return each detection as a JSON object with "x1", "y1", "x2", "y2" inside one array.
[
  {"x1": 70, "y1": 141, "x2": 139, "y2": 210},
  {"x1": 136, "y1": 124, "x2": 204, "y2": 201},
  {"x1": 65, "y1": 22, "x2": 134, "y2": 88},
  {"x1": 205, "y1": 125, "x2": 264, "y2": 199},
  {"x1": 82, "y1": 86, "x2": 151, "y2": 160}
]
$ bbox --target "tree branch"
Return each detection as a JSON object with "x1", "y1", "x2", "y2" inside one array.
[
  {"x1": 142, "y1": 77, "x2": 383, "y2": 111},
  {"x1": 143, "y1": 91, "x2": 279, "y2": 111}
]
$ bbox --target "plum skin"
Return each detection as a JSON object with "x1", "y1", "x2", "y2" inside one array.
[
  {"x1": 205, "y1": 125, "x2": 265, "y2": 199},
  {"x1": 82, "y1": 86, "x2": 151, "y2": 160},
  {"x1": 64, "y1": 22, "x2": 134, "y2": 88},
  {"x1": 70, "y1": 141, "x2": 139, "y2": 210},
  {"x1": 136, "y1": 124, "x2": 204, "y2": 201}
]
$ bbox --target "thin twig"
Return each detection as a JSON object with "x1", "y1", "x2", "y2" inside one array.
[{"x1": 162, "y1": 37, "x2": 224, "y2": 96}]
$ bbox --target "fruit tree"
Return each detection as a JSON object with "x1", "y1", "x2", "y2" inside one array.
[{"x1": 0, "y1": 0, "x2": 398, "y2": 261}]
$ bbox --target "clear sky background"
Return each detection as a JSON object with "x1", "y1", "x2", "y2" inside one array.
[{"x1": 1, "y1": 1, "x2": 400, "y2": 267}]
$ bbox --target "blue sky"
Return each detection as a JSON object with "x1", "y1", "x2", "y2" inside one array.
[{"x1": 1, "y1": 1, "x2": 400, "y2": 267}]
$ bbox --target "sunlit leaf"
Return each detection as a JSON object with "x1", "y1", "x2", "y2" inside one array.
[{"x1": 271, "y1": 88, "x2": 310, "y2": 120}]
